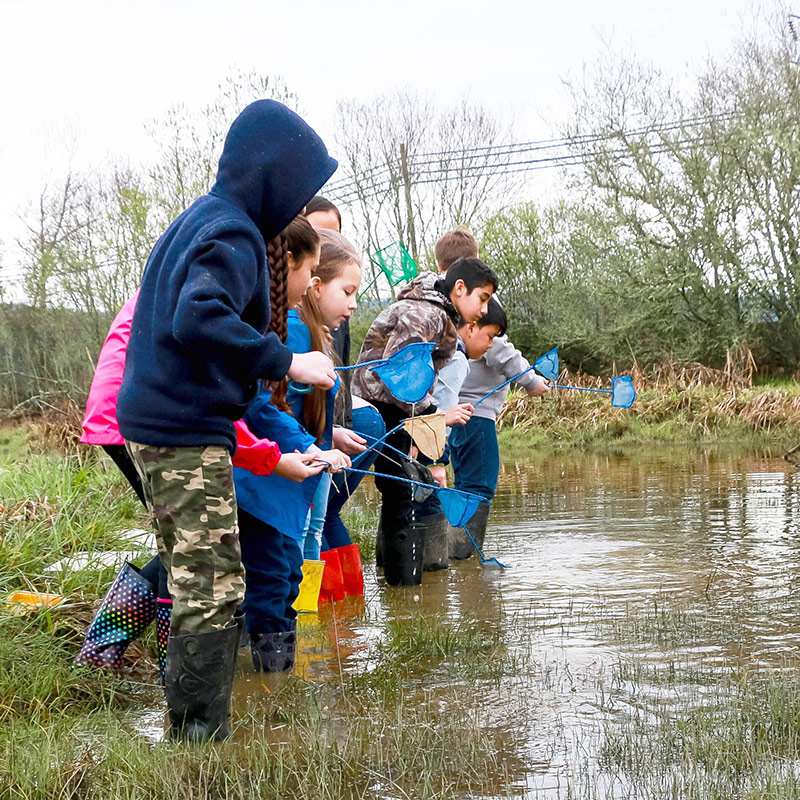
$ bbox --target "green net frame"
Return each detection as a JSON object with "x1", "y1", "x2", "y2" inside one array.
[{"x1": 360, "y1": 241, "x2": 418, "y2": 298}]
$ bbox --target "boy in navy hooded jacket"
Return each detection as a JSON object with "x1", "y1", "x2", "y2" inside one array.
[{"x1": 116, "y1": 100, "x2": 337, "y2": 743}]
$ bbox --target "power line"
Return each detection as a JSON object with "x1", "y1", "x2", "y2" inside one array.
[
  {"x1": 324, "y1": 112, "x2": 736, "y2": 200},
  {"x1": 323, "y1": 112, "x2": 733, "y2": 193},
  {"x1": 327, "y1": 130, "x2": 717, "y2": 206}
]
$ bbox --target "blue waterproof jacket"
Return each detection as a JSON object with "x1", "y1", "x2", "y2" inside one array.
[{"x1": 234, "y1": 311, "x2": 339, "y2": 540}]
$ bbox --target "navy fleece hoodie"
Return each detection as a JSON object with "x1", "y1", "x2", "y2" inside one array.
[{"x1": 116, "y1": 100, "x2": 337, "y2": 451}]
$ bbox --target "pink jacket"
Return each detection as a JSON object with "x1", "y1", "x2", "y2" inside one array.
[{"x1": 81, "y1": 291, "x2": 281, "y2": 475}]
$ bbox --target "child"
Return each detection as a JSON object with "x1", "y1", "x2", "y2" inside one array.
[
  {"x1": 76, "y1": 282, "x2": 323, "y2": 680},
  {"x1": 291, "y1": 228, "x2": 361, "y2": 566},
  {"x1": 295, "y1": 230, "x2": 382, "y2": 601},
  {"x1": 115, "y1": 100, "x2": 338, "y2": 743},
  {"x1": 351, "y1": 258, "x2": 497, "y2": 586},
  {"x1": 234, "y1": 221, "x2": 353, "y2": 672},
  {"x1": 305, "y1": 195, "x2": 342, "y2": 232},
  {"x1": 433, "y1": 229, "x2": 549, "y2": 559},
  {"x1": 414, "y1": 297, "x2": 509, "y2": 567},
  {"x1": 303, "y1": 202, "x2": 385, "y2": 598},
  {"x1": 304, "y1": 197, "x2": 368, "y2": 460}
]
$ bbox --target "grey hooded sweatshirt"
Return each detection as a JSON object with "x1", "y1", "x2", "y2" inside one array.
[{"x1": 458, "y1": 335, "x2": 546, "y2": 421}]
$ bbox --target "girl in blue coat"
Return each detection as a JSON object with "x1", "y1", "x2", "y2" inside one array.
[{"x1": 233, "y1": 220, "x2": 351, "y2": 673}]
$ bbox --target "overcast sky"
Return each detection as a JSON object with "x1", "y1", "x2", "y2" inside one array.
[{"x1": 0, "y1": 0, "x2": 779, "y2": 283}]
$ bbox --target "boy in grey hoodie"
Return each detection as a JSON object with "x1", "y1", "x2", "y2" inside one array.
[
  {"x1": 432, "y1": 229, "x2": 549, "y2": 559},
  {"x1": 352, "y1": 258, "x2": 497, "y2": 586}
]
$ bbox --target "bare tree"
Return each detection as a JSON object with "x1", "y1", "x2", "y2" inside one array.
[{"x1": 330, "y1": 90, "x2": 518, "y2": 295}]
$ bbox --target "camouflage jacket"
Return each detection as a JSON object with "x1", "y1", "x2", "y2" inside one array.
[{"x1": 352, "y1": 272, "x2": 459, "y2": 414}]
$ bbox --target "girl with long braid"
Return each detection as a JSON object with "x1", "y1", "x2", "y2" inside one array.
[
  {"x1": 76, "y1": 217, "x2": 331, "y2": 685},
  {"x1": 233, "y1": 216, "x2": 351, "y2": 674}
]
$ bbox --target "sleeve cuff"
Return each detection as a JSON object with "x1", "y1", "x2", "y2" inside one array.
[{"x1": 253, "y1": 336, "x2": 294, "y2": 382}]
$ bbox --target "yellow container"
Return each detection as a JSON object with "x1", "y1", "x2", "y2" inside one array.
[
  {"x1": 6, "y1": 590, "x2": 66, "y2": 608},
  {"x1": 293, "y1": 559, "x2": 325, "y2": 613}
]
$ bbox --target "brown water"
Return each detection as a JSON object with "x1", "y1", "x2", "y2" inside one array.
[{"x1": 138, "y1": 445, "x2": 800, "y2": 797}]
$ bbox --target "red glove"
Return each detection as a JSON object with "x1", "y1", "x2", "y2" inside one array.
[{"x1": 232, "y1": 420, "x2": 281, "y2": 476}]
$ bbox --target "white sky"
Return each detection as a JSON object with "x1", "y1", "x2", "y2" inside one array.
[{"x1": 0, "y1": 0, "x2": 780, "y2": 284}]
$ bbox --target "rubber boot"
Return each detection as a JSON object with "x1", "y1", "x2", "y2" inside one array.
[
  {"x1": 420, "y1": 512, "x2": 449, "y2": 572},
  {"x1": 336, "y1": 544, "x2": 364, "y2": 596},
  {"x1": 292, "y1": 559, "x2": 325, "y2": 613},
  {"x1": 165, "y1": 620, "x2": 239, "y2": 742},
  {"x1": 250, "y1": 624, "x2": 297, "y2": 673},
  {"x1": 383, "y1": 519, "x2": 424, "y2": 587},
  {"x1": 155, "y1": 598, "x2": 172, "y2": 685},
  {"x1": 319, "y1": 549, "x2": 346, "y2": 603},
  {"x1": 448, "y1": 501, "x2": 491, "y2": 560},
  {"x1": 375, "y1": 521, "x2": 384, "y2": 568},
  {"x1": 75, "y1": 562, "x2": 156, "y2": 671}
]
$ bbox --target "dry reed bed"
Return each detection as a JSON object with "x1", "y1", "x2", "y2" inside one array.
[{"x1": 498, "y1": 355, "x2": 800, "y2": 438}]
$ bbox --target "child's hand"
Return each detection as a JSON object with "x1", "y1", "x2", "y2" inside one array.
[
  {"x1": 332, "y1": 426, "x2": 367, "y2": 454},
  {"x1": 316, "y1": 449, "x2": 352, "y2": 471},
  {"x1": 288, "y1": 351, "x2": 336, "y2": 389},
  {"x1": 527, "y1": 380, "x2": 550, "y2": 398},
  {"x1": 272, "y1": 452, "x2": 326, "y2": 482},
  {"x1": 444, "y1": 403, "x2": 474, "y2": 426},
  {"x1": 429, "y1": 464, "x2": 447, "y2": 488}
]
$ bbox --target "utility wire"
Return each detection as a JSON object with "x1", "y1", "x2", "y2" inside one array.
[{"x1": 324, "y1": 112, "x2": 736, "y2": 198}]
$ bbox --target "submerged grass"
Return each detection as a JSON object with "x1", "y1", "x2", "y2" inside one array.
[{"x1": 6, "y1": 421, "x2": 800, "y2": 797}]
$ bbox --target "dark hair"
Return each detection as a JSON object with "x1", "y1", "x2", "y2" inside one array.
[
  {"x1": 439, "y1": 257, "x2": 498, "y2": 295},
  {"x1": 476, "y1": 296, "x2": 507, "y2": 336},
  {"x1": 268, "y1": 216, "x2": 320, "y2": 411},
  {"x1": 305, "y1": 195, "x2": 342, "y2": 230},
  {"x1": 434, "y1": 228, "x2": 478, "y2": 271}
]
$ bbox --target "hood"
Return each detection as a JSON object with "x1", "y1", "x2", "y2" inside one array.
[
  {"x1": 210, "y1": 100, "x2": 338, "y2": 241},
  {"x1": 397, "y1": 271, "x2": 455, "y2": 314}
]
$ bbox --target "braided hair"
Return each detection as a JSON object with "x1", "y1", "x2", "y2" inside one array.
[
  {"x1": 268, "y1": 216, "x2": 320, "y2": 412},
  {"x1": 267, "y1": 234, "x2": 289, "y2": 344}
]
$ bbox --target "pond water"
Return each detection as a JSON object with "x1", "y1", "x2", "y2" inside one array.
[{"x1": 139, "y1": 444, "x2": 800, "y2": 797}]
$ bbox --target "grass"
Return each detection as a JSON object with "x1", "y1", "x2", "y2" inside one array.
[
  {"x1": 497, "y1": 381, "x2": 800, "y2": 452},
  {"x1": 6, "y1": 414, "x2": 800, "y2": 797},
  {"x1": 0, "y1": 433, "x2": 526, "y2": 799}
]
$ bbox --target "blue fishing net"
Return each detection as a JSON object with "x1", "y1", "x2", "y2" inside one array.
[
  {"x1": 611, "y1": 376, "x2": 636, "y2": 408},
  {"x1": 438, "y1": 487, "x2": 484, "y2": 528},
  {"x1": 372, "y1": 342, "x2": 436, "y2": 404},
  {"x1": 534, "y1": 347, "x2": 559, "y2": 381}
]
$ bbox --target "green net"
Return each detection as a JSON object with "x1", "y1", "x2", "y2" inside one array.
[{"x1": 370, "y1": 242, "x2": 418, "y2": 284}]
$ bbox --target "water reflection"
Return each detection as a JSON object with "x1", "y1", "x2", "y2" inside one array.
[{"x1": 137, "y1": 445, "x2": 800, "y2": 797}]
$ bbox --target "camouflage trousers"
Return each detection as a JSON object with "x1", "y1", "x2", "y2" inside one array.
[{"x1": 125, "y1": 441, "x2": 245, "y2": 636}]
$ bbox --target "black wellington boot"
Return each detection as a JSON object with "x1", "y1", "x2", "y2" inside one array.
[
  {"x1": 420, "y1": 512, "x2": 449, "y2": 572},
  {"x1": 250, "y1": 626, "x2": 297, "y2": 673},
  {"x1": 165, "y1": 621, "x2": 239, "y2": 743},
  {"x1": 448, "y1": 501, "x2": 491, "y2": 560},
  {"x1": 383, "y1": 517, "x2": 424, "y2": 587},
  {"x1": 375, "y1": 520, "x2": 384, "y2": 569},
  {"x1": 75, "y1": 562, "x2": 156, "y2": 671}
]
